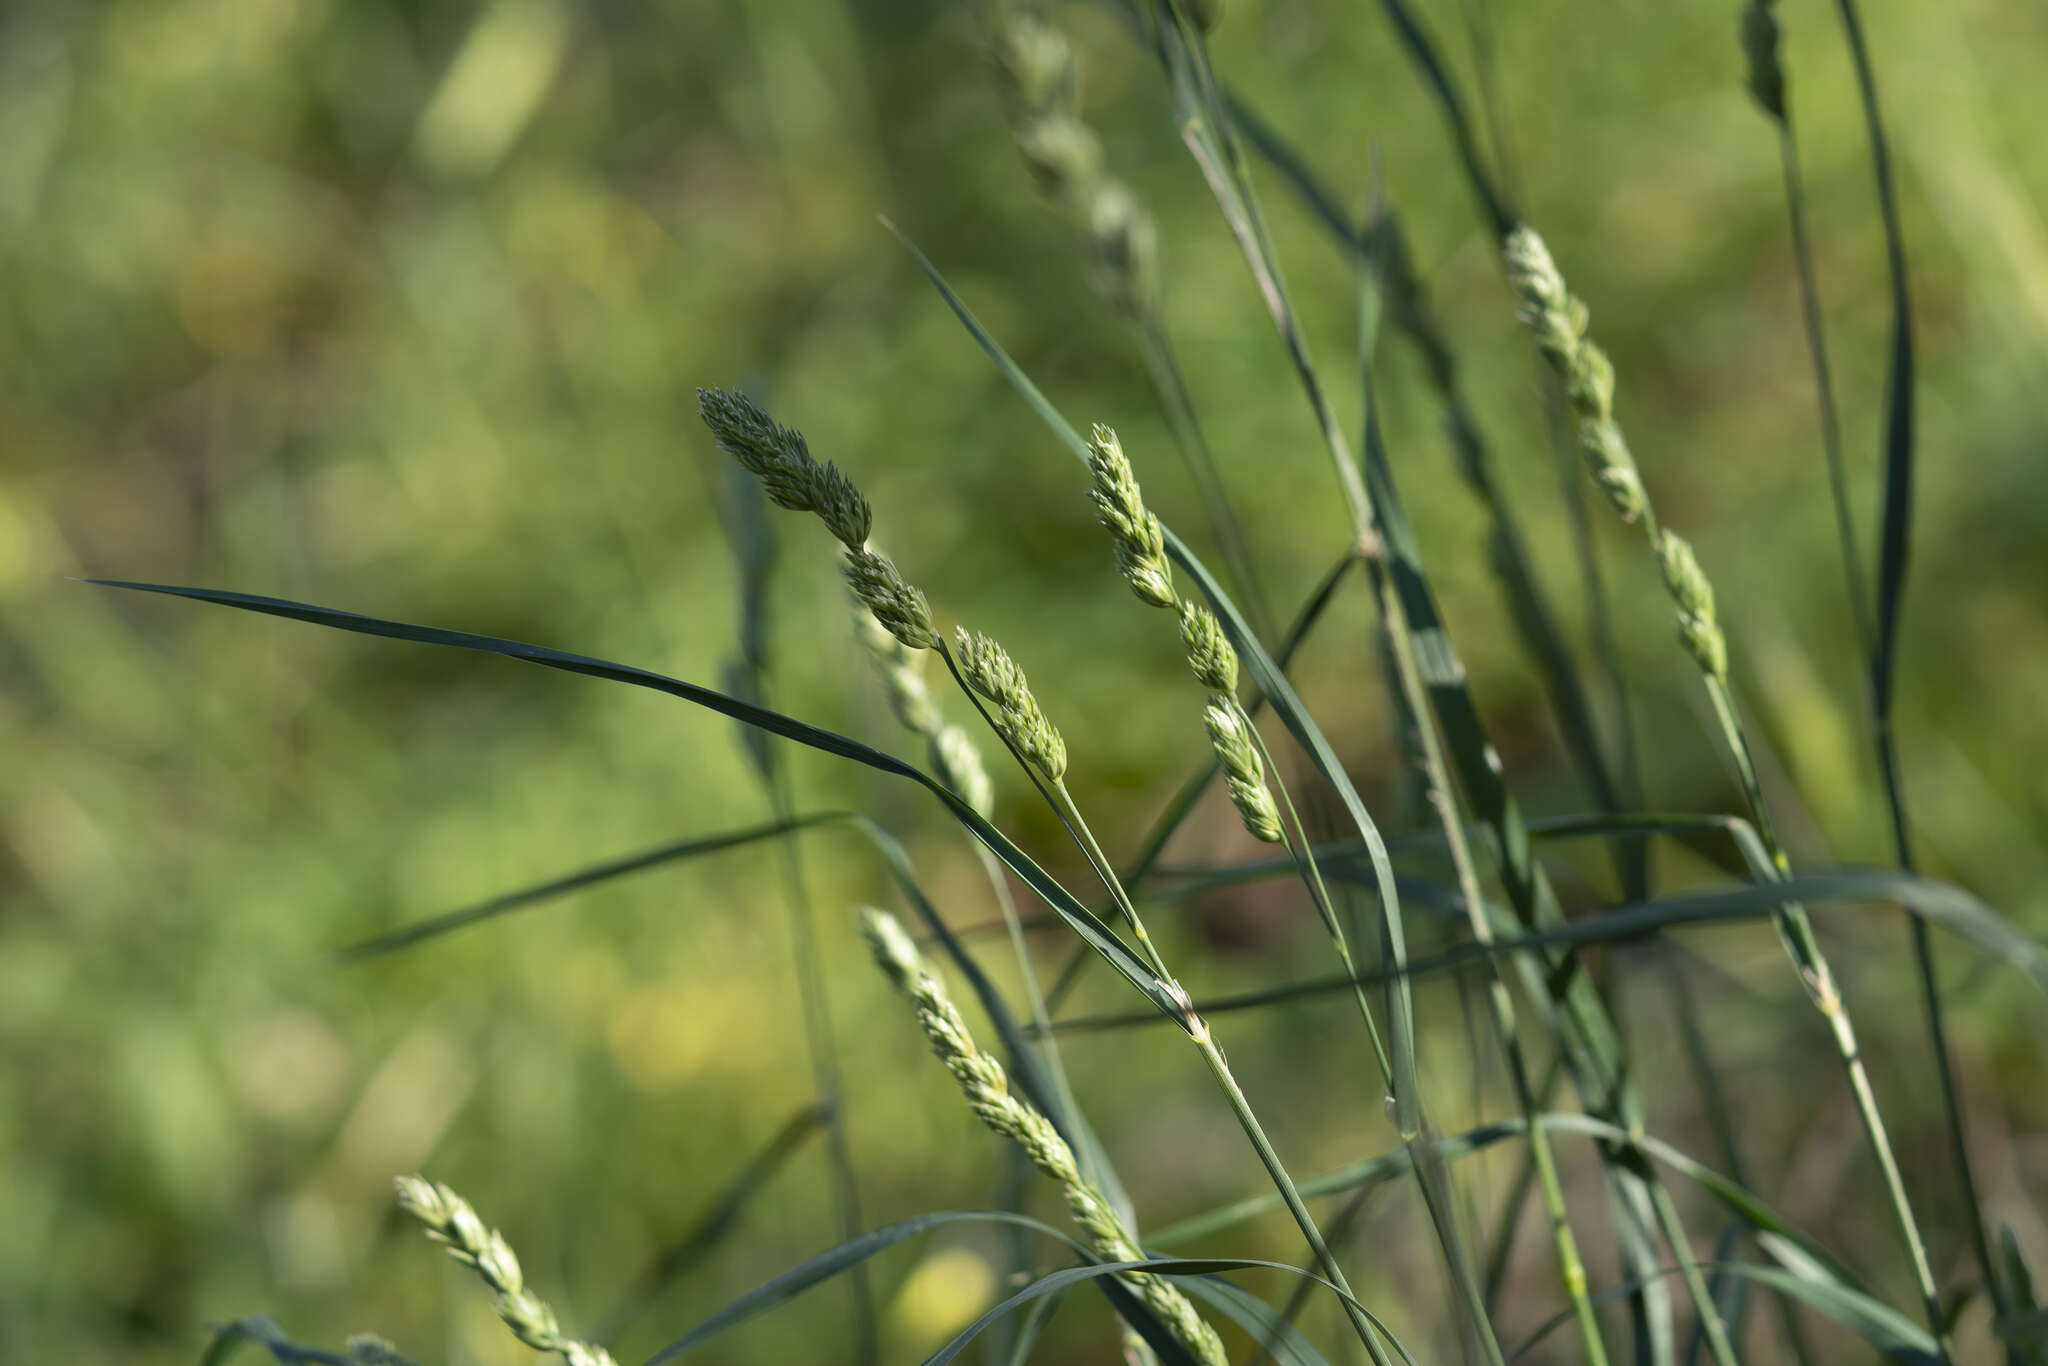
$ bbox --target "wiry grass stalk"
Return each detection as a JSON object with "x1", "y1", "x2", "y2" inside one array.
[
  {"x1": 1506, "y1": 222, "x2": 1953, "y2": 1361},
  {"x1": 395, "y1": 1178, "x2": 615, "y2": 1366},
  {"x1": 1356, "y1": 262, "x2": 1609, "y2": 1365},
  {"x1": 1142, "y1": 18, "x2": 1511, "y2": 1356}
]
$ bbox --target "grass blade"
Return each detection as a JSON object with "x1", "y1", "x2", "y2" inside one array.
[
  {"x1": 639, "y1": 1211, "x2": 1096, "y2": 1366},
  {"x1": 87, "y1": 579, "x2": 1189, "y2": 1029}
]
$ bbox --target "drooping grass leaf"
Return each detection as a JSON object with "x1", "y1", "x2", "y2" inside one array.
[
  {"x1": 88, "y1": 579, "x2": 1188, "y2": 1031},
  {"x1": 639, "y1": 1211, "x2": 1098, "y2": 1366},
  {"x1": 919, "y1": 1257, "x2": 1416, "y2": 1366},
  {"x1": 1176, "y1": 1275, "x2": 1334, "y2": 1366}
]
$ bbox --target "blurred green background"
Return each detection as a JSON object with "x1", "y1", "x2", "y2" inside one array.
[{"x1": 4, "y1": 0, "x2": 2046, "y2": 1361}]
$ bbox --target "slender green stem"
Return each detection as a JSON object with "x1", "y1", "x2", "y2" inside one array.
[
  {"x1": 1038, "y1": 778, "x2": 1395, "y2": 1365},
  {"x1": 1188, "y1": 1024, "x2": 1399, "y2": 1366},
  {"x1": 1240, "y1": 702, "x2": 1393, "y2": 1083}
]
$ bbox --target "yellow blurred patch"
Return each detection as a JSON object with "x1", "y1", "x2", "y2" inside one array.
[{"x1": 887, "y1": 1246, "x2": 997, "y2": 1353}]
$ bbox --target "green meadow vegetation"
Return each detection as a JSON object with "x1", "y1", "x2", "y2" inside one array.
[{"x1": 5, "y1": 0, "x2": 2048, "y2": 1362}]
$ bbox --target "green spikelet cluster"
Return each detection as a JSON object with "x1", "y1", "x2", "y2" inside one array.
[
  {"x1": 859, "y1": 908, "x2": 1226, "y2": 1366},
  {"x1": 954, "y1": 628, "x2": 1067, "y2": 782},
  {"x1": 1088, "y1": 425, "x2": 1176, "y2": 609},
  {"x1": 1502, "y1": 228, "x2": 1648, "y2": 524},
  {"x1": 394, "y1": 1177, "x2": 616, "y2": 1366},
  {"x1": 1084, "y1": 424, "x2": 1280, "y2": 843},
  {"x1": 853, "y1": 603, "x2": 994, "y2": 817},
  {"x1": 700, "y1": 387, "x2": 941, "y2": 657},
  {"x1": 988, "y1": 7, "x2": 1158, "y2": 317},
  {"x1": 1657, "y1": 531, "x2": 1729, "y2": 684},
  {"x1": 1203, "y1": 700, "x2": 1283, "y2": 844}
]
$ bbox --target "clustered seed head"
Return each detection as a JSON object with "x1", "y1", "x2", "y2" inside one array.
[
  {"x1": 990, "y1": 8, "x2": 1159, "y2": 319},
  {"x1": 1657, "y1": 531, "x2": 1729, "y2": 684},
  {"x1": 858, "y1": 907, "x2": 1227, "y2": 1366},
  {"x1": 844, "y1": 548, "x2": 938, "y2": 652},
  {"x1": 992, "y1": 14, "x2": 1076, "y2": 117},
  {"x1": 954, "y1": 628, "x2": 1067, "y2": 781},
  {"x1": 1085, "y1": 183, "x2": 1160, "y2": 318},
  {"x1": 1202, "y1": 700, "x2": 1283, "y2": 843},
  {"x1": 1501, "y1": 228, "x2": 1647, "y2": 524},
  {"x1": 1740, "y1": 0, "x2": 1787, "y2": 121},
  {"x1": 854, "y1": 605, "x2": 943, "y2": 735},
  {"x1": 1177, "y1": 600, "x2": 1237, "y2": 693},
  {"x1": 1087, "y1": 425, "x2": 1176, "y2": 609},
  {"x1": 394, "y1": 1177, "x2": 616, "y2": 1366},
  {"x1": 930, "y1": 723, "x2": 995, "y2": 819},
  {"x1": 698, "y1": 387, "x2": 873, "y2": 549}
]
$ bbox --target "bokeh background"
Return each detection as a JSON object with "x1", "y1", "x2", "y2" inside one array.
[{"x1": 4, "y1": 0, "x2": 2045, "y2": 1361}]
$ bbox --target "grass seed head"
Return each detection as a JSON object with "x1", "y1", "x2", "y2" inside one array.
[
  {"x1": 858, "y1": 906, "x2": 1226, "y2": 1366},
  {"x1": 930, "y1": 723, "x2": 995, "y2": 818},
  {"x1": 1087, "y1": 424, "x2": 1176, "y2": 609},
  {"x1": 954, "y1": 628, "x2": 1067, "y2": 781},
  {"x1": 394, "y1": 1177, "x2": 615, "y2": 1366},
  {"x1": 699, "y1": 386, "x2": 872, "y2": 548},
  {"x1": 1177, "y1": 599, "x2": 1238, "y2": 693},
  {"x1": 992, "y1": 14, "x2": 1076, "y2": 118},
  {"x1": 844, "y1": 548, "x2": 938, "y2": 651},
  {"x1": 1203, "y1": 699, "x2": 1282, "y2": 843},
  {"x1": 1657, "y1": 531, "x2": 1729, "y2": 683},
  {"x1": 1503, "y1": 229, "x2": 1648, "y2": 524}
]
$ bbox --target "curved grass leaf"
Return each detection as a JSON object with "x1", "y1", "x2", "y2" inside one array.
[
  {"x1": 920, "y1": 1257, "x2": 1415, "y2": 1366},
  {"x1": 1177, "y1": 1274, "x2": 1334, "y2": 1366},
  {"x1": 1510, "y1": 1261, "x2": 1938, "y2": 1364},
  {"x1": 1051, "y1": 866, "x2": 2045, "y2": 1033},
  {"x1": 197, "y1": 1319, "x2": 357, "y2": 1366},
  {"x1": 338, "y1": 812, "x2": 855, "y2": 962},
  {"x1": 640, "y1": 1211, "x2": 1097, "y2": 1366},
  {"x1": 87, "y1": 578, "x2": 1187, "y2": 1031}
]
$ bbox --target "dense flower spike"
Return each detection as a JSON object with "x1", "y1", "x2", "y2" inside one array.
[
  {"x1": 1177, "y1": 599, "x2": 1238, "y2": 694},
  {"x1": 1502, "y1": 229, "x2": 1648, "y2": 524},
  {"x1": 853, "y1": 601, "x2": 994, "y2": 816},
  {"x1": 860, "y1": 908, "x2": 1226, "y2": 1366},
  {"x1": 1202, "y1": 699, "x2": 1283, "y2": 843},
  {"x1": 954, "y1": 628, "x2": 1067, "y2": 781},
  {"x1": 844, "y1": 548, "x2": 938, "y2": 651},
  {"x1": 698, "y1": 386, "x2": 872, "y2": 549},
  {"x1": 1087, "y1": 425, "x2": 1176, "y2": 609},
  {"x1": 988, "y1": 6, "x2": 1157, "y2": 319},
  {"x1": 1657, "y1": 531, "x2": 1729, "y2": 684},
  {"x1": 394, "y1": 1177, "x2": 616, "y2": 1366}
]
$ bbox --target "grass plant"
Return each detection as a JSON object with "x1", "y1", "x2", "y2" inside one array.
[{"x1": 107, "y1": 4, "x2": 2045, "y2": 1366}]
